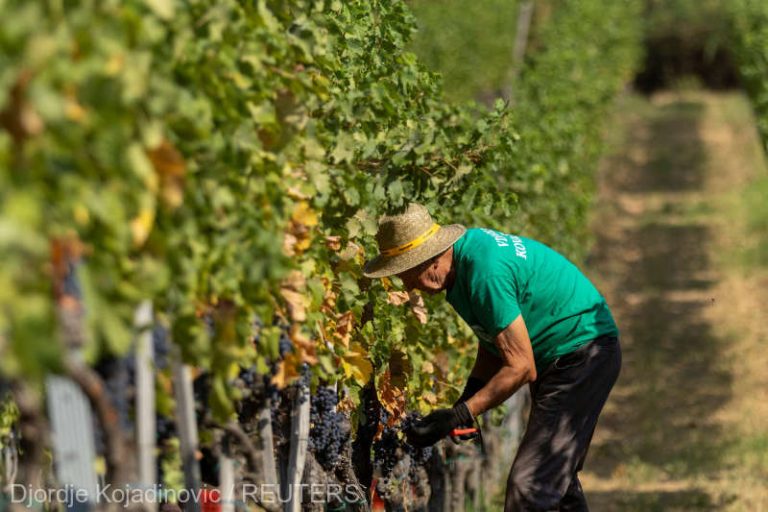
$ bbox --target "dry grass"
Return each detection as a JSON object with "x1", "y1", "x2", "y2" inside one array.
[{"x1": 581, "y1": 91, "x2": 768, "y2": 511}]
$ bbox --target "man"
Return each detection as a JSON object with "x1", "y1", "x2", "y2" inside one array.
[{"x1": 362, "y1": 203, "x2": 621, "y2": 511}]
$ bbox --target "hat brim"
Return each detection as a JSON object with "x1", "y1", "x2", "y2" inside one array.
[{"x1": 363, "y1": 224, "x2": 466, "y2": 279}]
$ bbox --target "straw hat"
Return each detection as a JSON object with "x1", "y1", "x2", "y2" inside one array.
[{"x1": 363, "y1": 203, "x2": 466, "y2": 279}]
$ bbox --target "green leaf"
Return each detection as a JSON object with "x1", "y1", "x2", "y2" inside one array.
[{"x1": 145, "y1": 0, "x2": 175, "y2": 20}]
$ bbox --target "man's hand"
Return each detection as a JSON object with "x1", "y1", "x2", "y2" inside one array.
[
  {"x1": 405, "y1": 403, "x2": 473, "y2": 448},
  {"x1": 450, "y1": 377, "x2": 485, "y2": 442}
]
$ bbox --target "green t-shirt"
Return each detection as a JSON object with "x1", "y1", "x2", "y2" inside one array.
[{"x1": 446, "y1": 228, "x2": 618, "y2": 372}]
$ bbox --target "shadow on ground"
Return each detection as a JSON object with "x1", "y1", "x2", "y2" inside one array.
[
  {"x1": 588, "y1": 488, "x2": 735, "y2": 512},
  {"x1": 586, "y1": 95, "x2": 734, "y2": 485},
  {"x1": 604, "y1": 101, "x2": 707, "y2": 193}
]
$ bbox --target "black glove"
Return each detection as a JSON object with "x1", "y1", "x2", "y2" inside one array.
[
  {"x1": 405, "y1": 402, "x2": 473, "y2": 448},
  {"x1": 451, "y1": 377, "x2": 485, "y2": 442}
]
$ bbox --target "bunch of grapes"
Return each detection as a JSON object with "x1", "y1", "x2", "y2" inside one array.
[
  {"x1": 235, "y1": 316, "x2": 287, "y2": 407},
  {"x1": 193, "y1": 372, "x2": 212, "y2": 426},
  {"x1": 373, "y1": 412, "x2": 434, "y2": 483},
  {"x1": 373, "y1": 414, "x2": 402, "y2": 479},
  {"x1": 278, "y1": 328, "x2": 293, "y2": 358},
  {"x1": 152, "y1": 325, "x2": 170, "y2": 370},
  {"x1": 156, "y1": 415, "x2": 176, "y2": 443},
  {"x1": 62, "y1": 260, "x2": 82, "y2": 299},
  {"x1": 401, "y1": 413, "x2": 433, "y2": 481},
  {"x1": 308, "y1": 386, "x2": 349, "y2": 471},
  {"x1": 94, "y1": 354, "x2": 134, "y2": 434},
  {"x1": 239, "y1": 367, "x2": 258, "y2": 388}
]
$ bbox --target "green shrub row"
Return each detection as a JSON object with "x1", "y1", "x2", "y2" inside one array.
[
  {"x1": 408, "y1": 0, "x2": 521, "y2": 103},
  {"x1": 0, "y1": 0, "x2": 641, "y2": 419},
  {"x1": 730, "y1": 0, "x2": 768, "y2": 151}
]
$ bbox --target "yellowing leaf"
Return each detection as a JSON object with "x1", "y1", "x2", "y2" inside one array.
[
  {"x1": 280, "y1": 271, "x2": 308, "y2": 322},
  {"x1": 283, "y1": 232, "x2": 298, "y2": 257},
  {"x1": 130, "y1": 205, "x2": 155, "y2": 248},
  {"x1": 292, "y1": 201, "x2": 318, "y2": 227},
  {"x1": 295, "y1": 236, "x2": 311, "y2": 252},
  {"x1": 387, "y1": 291, "x2": 410, "y2": 306},
  {"x1": 376, "y1": 369, "x2": 406, "y2": 420},
  {"x1": 422, "y1": 361, "x2": 434, "y2": 374},
  {"x1": 287, "y1": 186, "x2": 310, "y2": 200},
  {"x1": 105, "y1": 54, "x2": 124, "y2": 76},
  {"x1": 408, "y1": 291, "x2": 428, "y2": 324},
  {"x1": 73, "y1": 204, "x2": 89, "y2": 226},
  {"x1": 284, "y1": 202, "x2": 317, "y2": 256},
  {"x1": 148, "y1": 140, "x2": 185, "y2": 178},
  {"x1": 325, "y1": 235, "x2": 342, "y2": 252},
  {"x1": 322, "y1": 279, "x2": 337, "y2": 312},
  {"x1": 340, "y1": 242, "x2": 363, "y2": 262},
  {"x1": 333, "y1": 311, "x2": 354, "y2": 349},
  {"x1": 271, "y1": 352, "x2": 302, "y2": 389},
  {"x1": 65, "y1": 95, "x2": 87, "y2": 123},
  {"x1": 341, "y1": 342, "x2": 372, "y2": 386},
  {"x1": 422, "y1": 391, "x2": 437, "y2": 406},
  {"x1": 337, "y1": 396, "x2": 356, "y2": 413},
  {"x1": 290, "y1": 325, "x2": 318, "y2": 365},
  {"x1": 280, "y1": 289, "x2": 307, "y2": 322},
  {"x1": 0, "y1": 71, "x2": 44, "y2": 144},
  {"x1": 145, "y1": 0, "x2": 175, "y2": 20},
  {"x1": 148, "y1": 139, "x2": 186, "y2": 210}
]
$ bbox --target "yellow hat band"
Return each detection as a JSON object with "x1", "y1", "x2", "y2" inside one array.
[{"x1": 380, "y1": 223, "x2": 440, "y2": 258}]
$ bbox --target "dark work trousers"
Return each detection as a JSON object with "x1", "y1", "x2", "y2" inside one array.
[{"x1": 504, "y1": 335, "x2": 622, "y2": 512}]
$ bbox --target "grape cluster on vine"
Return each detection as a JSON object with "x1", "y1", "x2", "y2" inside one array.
[
  {"x1": 373, "y1": 414, "x2": 402, "y2": 479},
  {"x1": 373, "y1": 411, "x2": 433, "y2": 483},
  {"x1": 308, "y1": 386, "x2": 349, "y2": 471}
]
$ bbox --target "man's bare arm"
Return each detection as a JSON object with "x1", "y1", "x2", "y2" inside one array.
[
  {"x1": 465, "y1": 315, "x2": 536, "y2": 417},
  {"x1": 468, "y1": 343, "x2": 503, "y2": 382}
]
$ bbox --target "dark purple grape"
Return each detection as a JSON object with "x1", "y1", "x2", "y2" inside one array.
[
  {"x1": 279, "y1": 334, "x2": 293, "y2": 358},
  {"x1": 62, "y1": 261, "x2": 82, "y2": 299},
  {"x1": 152, "y1": 325, "x2": 170, "y2": 370},
  {"x1": 94, "y1": 355, "x2": 133, "y2": 433},
  {"x1": 373, "y1": 411, "x2": 433, "y2": 484},
  {"x1": 308, "y1": 386, "x2": 349, "y2": 471}
]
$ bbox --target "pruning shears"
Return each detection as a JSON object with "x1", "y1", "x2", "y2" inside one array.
[
  {"x1": 450, "y1": 424, "x2": 485, "y2": 455},
  {"x1": 450, "y1": 427, "x2": 478, "y2": 438}
]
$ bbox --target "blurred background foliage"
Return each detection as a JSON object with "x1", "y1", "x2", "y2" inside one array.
[{"x1": 408, "y1": 0, "x2": 521, "y2": 103}]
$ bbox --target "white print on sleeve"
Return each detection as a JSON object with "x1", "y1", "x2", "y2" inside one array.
[
  {"x1": 509, "y1": 235, "x2": 527, "y2": 260},
  {"x1": 480, "y1": 228, "x2": 509, "y2": 247},
  {"x1": 480, "y1": 228, "x2": 527, "y2": 259}
]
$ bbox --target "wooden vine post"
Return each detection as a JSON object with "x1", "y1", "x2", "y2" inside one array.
[
  {"x1": 47, "y1": 253, "x2": 99, "y2": 508},
  {"x1": 45, "y1": 376, "x2": 99, "y2": 510},
  {"x1": 285, "y1": 382, "x2": 310, "y2": 512},
  {"x1": 219, "y1": 445, "x2": 235, "y2": 512},
  {"x1": 258, "y1": 402, "x2": 279, "y2": 489},
  {"x1": 172, "y1": 350, "x2": 201, "y2": 512},
  {"x1": 504, "y1": 0, "x2": 536, "y2": 101},
  {"x1": 134, "y1": 300, "x2": 156, "y2": 512}
]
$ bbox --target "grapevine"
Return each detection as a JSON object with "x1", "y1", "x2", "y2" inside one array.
[{"x1": 0, "y1": 0, "x2": 644, "y2": 507}]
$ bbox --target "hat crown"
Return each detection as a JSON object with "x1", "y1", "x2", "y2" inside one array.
[{"x1": 376, "y1": 203, "x2": 435, "y2": 251}]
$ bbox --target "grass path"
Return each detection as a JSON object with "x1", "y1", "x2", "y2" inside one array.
[{"x1": 580, "y1": 91, "x2": 768, "y2": 511}]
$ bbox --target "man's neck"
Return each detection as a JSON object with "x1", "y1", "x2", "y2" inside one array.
[{"x1": 445, "y1": 247, "x2": 457, "y2": 291}]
